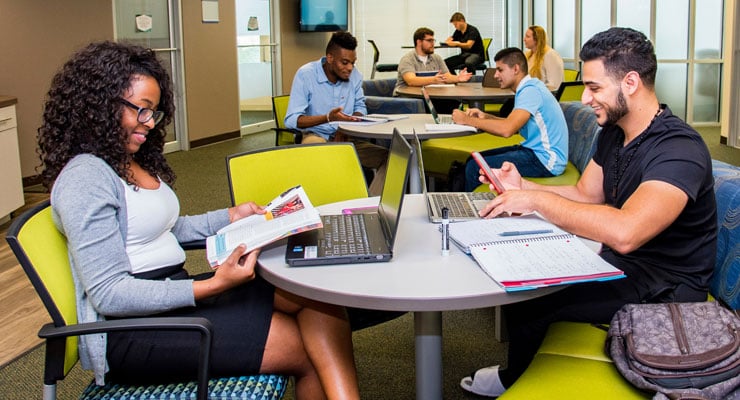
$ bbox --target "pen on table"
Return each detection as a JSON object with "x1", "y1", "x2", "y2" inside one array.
[
  {"x1": 498, "y1": 229, "x2": 554, "y2": 237},
  {"x1": 441, "y1": 207, "x2": 450, "y2": 256}
]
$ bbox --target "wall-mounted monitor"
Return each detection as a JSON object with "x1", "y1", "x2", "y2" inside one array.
[{"x1": 299, "y1": 0, "x2": 348, "y2": 32}]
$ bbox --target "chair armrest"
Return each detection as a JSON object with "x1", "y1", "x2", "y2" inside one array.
[{"x1": 39, "y1": 317, "x2": 213, "y2": 400}]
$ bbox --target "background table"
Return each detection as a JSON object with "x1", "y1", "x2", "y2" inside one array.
[
  {"x1": 258, "y1": 195, "x2": 578, "y2": 400},
  {"x1": 337, "y1": 115, "x2": 478, "y2": 193},
  {"x1": 396, "y1": 82, "x2": 514, "y2": 109}
]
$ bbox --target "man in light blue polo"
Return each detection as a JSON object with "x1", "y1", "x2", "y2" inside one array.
[
  {"x1": 285, "y1": 31, "x2": 387, "y2": 194},
  {"x1": 452, "y1": 47, "x2": 568, "y2": 192}
]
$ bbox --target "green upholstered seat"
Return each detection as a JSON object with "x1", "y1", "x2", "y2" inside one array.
[
  {"x1": 498, "y1": 353, "x2": 649, "y2": 399},
  {"x1": 421, "y1": 133, "x2": 523, "y2": 178},
  {"x1": 535, "y1": 322, "x2": 611, "y2": 362}
]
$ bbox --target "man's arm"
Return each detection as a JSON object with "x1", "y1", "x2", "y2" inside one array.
[
  {"x1": 452, "y1": 108, "x2": 529, "y2": 137},
  {"x1": 481, "y1": 161, "x2": 688, "y2": 254}
]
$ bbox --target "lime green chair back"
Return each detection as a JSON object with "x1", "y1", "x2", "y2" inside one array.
[
  {"x1": 563, "y1": 68, "x2": 580, "y2": 82},
  {"x1": 226, "y1": 143, "x2": 369, "y2": 207},
  {"x1": 482, "y1": 38, "x2": 492, "y2": 64},
  {"x1": 272, "y1": 95, "x2": 298, "y2": 146},
  {"x1": 555, "y1": 81, "x2": 585, "y2": 102},
  {"x1": 5, "y1": 201, "x2": 80, "y2": 376}
]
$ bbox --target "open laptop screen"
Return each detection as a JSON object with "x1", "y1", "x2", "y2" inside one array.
[{"x1": 377, "y1": 129, "x2": 413, "y2": 250}]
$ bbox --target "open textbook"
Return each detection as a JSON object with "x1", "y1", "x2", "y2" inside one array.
[
  {"x1": 448, "y1": 214, "x2": 625, "y2": 291},
  {"x1": 205, "y1": 185, "x2": 322, "y2": 268}
]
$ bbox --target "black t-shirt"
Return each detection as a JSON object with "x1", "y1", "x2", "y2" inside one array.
[
  {"x1": 592, "y1": 105, "x2": 717, "y2": 296},
  {"x1": 452, "y1": 24, "x2": 484, "y2": 59}
]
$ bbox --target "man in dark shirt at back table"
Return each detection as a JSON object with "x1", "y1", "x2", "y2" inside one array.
[{"x1": 444, "y1": 12, "x2": 485, "y2": 74}]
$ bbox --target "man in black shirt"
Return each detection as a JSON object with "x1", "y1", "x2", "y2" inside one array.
[
  {"x1": 444, "y1": 12, "x2": 485, "y2": 74},
  {"x1": 460, "y1": 27, "x2": 717, "y2": 398}
]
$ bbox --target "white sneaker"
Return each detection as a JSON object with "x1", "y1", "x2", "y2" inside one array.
[{"x1": 460, "y1": 365, "x2": 506, "y2": 397}]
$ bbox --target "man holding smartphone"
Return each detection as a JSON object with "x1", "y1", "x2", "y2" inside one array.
[{"x1": 451, "y1": 47, "x2": 568, "y2": 192}]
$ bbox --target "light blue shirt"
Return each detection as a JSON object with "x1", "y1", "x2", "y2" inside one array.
[
  {"x1": 285, "y1": 57, "x2": 367, "y2": 140},
  {"x1": 514, "y1": 75, "x2": 568, "y2": 175}
]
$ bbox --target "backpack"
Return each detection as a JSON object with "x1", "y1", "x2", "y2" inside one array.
[{"x1": 607, "y1": 302, "x2": 740, "y2": 400}]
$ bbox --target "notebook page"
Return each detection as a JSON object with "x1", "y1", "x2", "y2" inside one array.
[{"x1": 469, "y1": 235, "x2": 624, "y2": 289}]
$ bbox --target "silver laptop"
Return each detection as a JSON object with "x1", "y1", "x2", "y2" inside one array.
[
  {"x1": 285, "y1": 129, "x2": 413, "y2": 266},
  {"x1": 421, "y1": 86, "x2": 453, "y2": 124},
  {"x1": 411, "y1": 131, "x2": 494, "y2": 223}
]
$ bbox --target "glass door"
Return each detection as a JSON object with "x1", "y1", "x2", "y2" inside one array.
[
  {"x1": 236, "y1": 0, "x2": 280, "y2": 134},
  {"x1": 113, "y1": 0, "x2": 186, "y2": 152}
]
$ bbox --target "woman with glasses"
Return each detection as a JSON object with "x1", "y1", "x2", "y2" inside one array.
[{"x1": 37, "y1": 41, "x2": 360, "y2": 400}]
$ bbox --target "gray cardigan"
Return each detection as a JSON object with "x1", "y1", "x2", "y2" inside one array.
[{"x1": 51, "y1": 154, "x2": 230, "y2": 384}]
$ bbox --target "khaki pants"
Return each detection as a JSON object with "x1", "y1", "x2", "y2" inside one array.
[{"x1": 301, "y1": 133, "x2": 388, "y2": 196}]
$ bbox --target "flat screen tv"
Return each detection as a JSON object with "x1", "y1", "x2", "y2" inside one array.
[{"x1": 299, "y1": 0, "x2": 348, "y2": 32}]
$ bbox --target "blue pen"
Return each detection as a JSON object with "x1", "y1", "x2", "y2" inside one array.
[{"x1": 498, "y1": 229, "x2": 554, "y2": 237}]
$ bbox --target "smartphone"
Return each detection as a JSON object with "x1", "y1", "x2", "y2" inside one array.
[{"x1": 471, "y1": 152, "x2": 505, "y2": 195}]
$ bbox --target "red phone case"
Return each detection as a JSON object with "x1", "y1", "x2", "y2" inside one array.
[{"x1": 471, "y1": 152, "x2": 505, "y2": 195}]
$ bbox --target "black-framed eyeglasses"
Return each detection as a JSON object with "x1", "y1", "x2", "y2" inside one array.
[{"x1": 119, "y1": 98, "x2": 164, "y2": 125}]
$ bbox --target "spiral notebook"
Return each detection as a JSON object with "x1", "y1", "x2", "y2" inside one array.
[{"x1": 449, "y1": 216, "x2": 625, "y2": 291}]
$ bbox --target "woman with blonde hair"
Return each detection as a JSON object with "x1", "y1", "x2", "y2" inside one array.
[{"x1": 523, "y1": 25, "x2": 564, "y2": 91}]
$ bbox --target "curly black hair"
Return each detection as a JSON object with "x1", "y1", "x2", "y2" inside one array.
[{"x1": 37, "y1": 40, "x2": 176, "y2": 190}]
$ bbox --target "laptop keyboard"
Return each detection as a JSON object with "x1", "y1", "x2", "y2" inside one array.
[
  {"x1": 438, "y1": 115, "x2": 453, "y2": 124},
  {"x1": 322, "y1": 214, "x2": 370, "y2": 255},
  {"x1": 432, "y1": 192, "x2": 493, "y2": 218}
]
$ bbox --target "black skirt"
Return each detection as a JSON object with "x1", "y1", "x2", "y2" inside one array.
[{"x1": 105, "y1": 266, "x2": 275, "y2": 383}]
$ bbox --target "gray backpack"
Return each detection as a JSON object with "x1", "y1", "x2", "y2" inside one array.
[{"x1": 607, "y1": 302, "x2": 740, "y2": 400}]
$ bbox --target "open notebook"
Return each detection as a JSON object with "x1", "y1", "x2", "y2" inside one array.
[{"x1": 448, "y1": 215, "x2": 625, "y2": 291}]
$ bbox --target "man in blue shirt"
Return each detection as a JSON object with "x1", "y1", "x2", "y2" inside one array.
[
  {"x1": 452, "y1": 47, "x2": 568, "y2": 191},
  {"x1": 285, "y1": 31, "x2": 387, "y2": 193}
]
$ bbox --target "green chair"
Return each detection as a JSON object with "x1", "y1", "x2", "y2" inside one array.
[
  {"x1": 563, "y1": 68, "x2": 580, "y2": 82},
  {"x1": 272, "y1": 95, "x2": 301, "y2": 146},
  {"x1": 226, "y1": 142, "x2": 369, "y2": 207},
  {"x1": 5, "y1": 200, "x2": 287, "y2": 400},
  {"x1": 555, "y1": 81, "x2": 585, "y2": 102}
]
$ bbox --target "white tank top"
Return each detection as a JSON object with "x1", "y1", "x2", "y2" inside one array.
[{"x1": 121, "y1": 178, "x2": 186, "y2": 274}]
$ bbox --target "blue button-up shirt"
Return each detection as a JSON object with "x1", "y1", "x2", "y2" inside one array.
[{"x1": 284, "y1": 57, "x2": 367, "y2": 140}]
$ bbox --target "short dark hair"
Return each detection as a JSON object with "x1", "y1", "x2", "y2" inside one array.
[
  {"x1": 326, "y1": 31, "x2": 358, "y2": 54},
  {"x1": 413, "y1": 27, "x2": 434, "y2": 44},
  {"x1": 580, "y1": 27, "x2": 657, "y2": 87},
  {"x1": 450, "y1": 12, "x2": 465, "y2": 22},
  {"x1": 494, "y1": 47, "x2": 528, "y2": 75}
]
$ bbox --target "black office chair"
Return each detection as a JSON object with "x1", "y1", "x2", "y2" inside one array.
[{"x1": 368, "y1": 39, "x2": 399, "y2": 79}]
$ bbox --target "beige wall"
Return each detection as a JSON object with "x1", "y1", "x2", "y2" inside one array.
[
  {"x1": 181, "y1": 1, "x2": 240, "y2": 143},
  {"x1": 278, "y1": 0, "x2": 333, "y2": 95},
  {"x1": 0, "y1": 0, "x2": 242, "y2": 180},
  {"x1": 0, "y1": 1, "x2": 113, "y2": 179}
]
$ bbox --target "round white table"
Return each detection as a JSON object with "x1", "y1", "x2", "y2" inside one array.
[{"x1": 258, "y1": 195, "x2": 572, "y2": 399}]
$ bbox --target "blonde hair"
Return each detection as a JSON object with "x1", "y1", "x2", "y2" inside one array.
[{"x1": 525, "y1": 25, "x2": 549, "y2": 80}]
